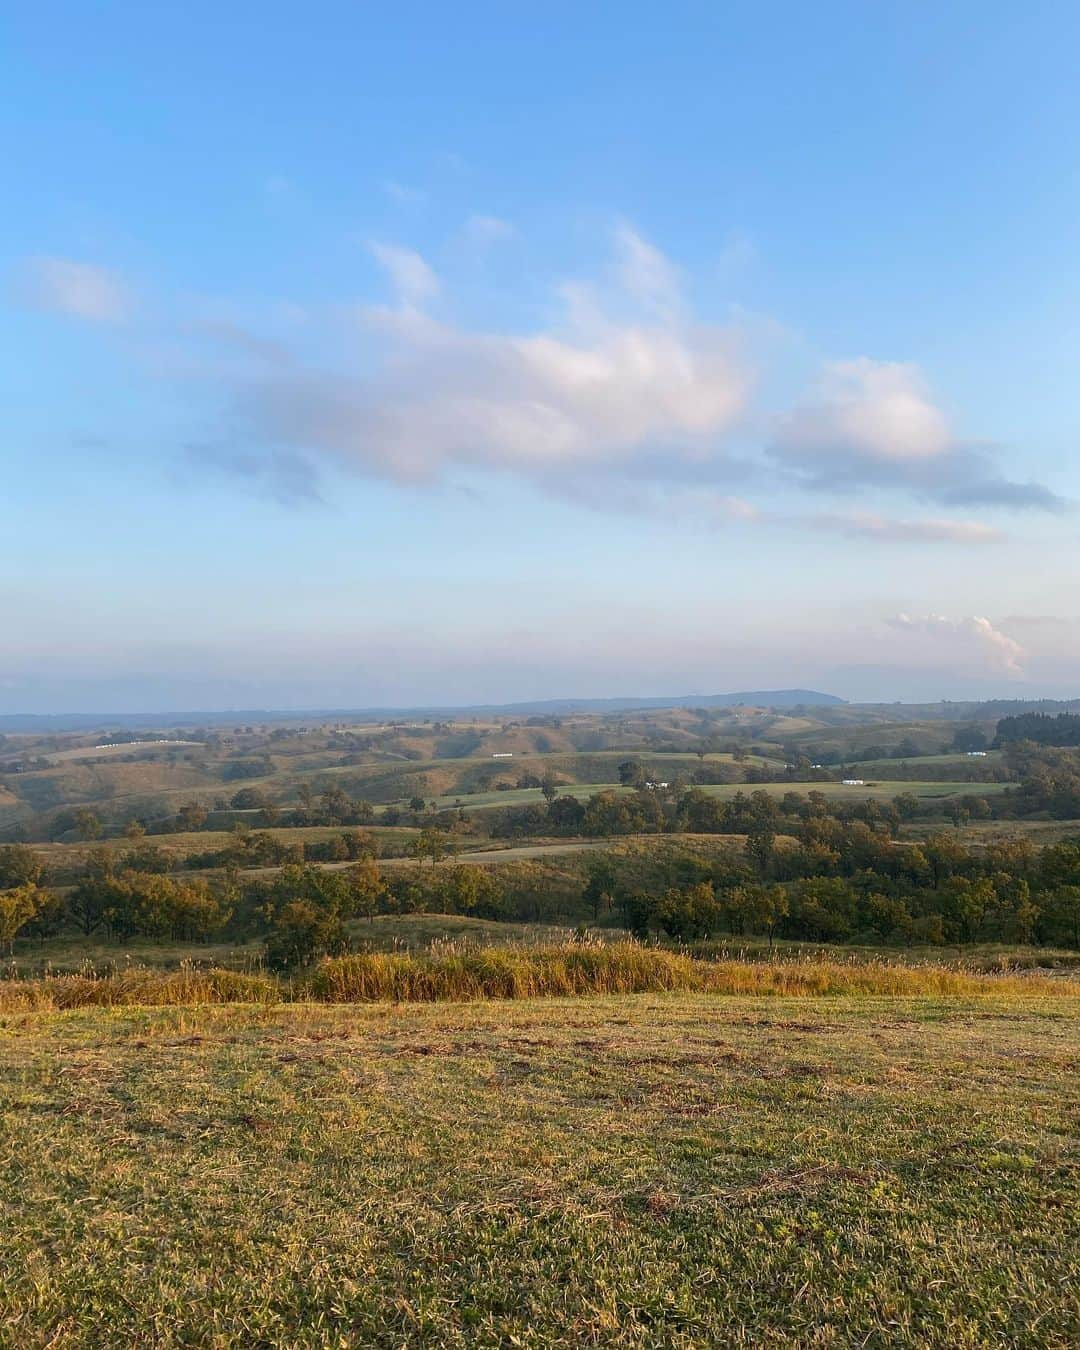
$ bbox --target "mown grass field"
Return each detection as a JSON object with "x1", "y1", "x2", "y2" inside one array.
[{"x1": 1, "y1": 991, "x2": 1076, "y2": 1346}]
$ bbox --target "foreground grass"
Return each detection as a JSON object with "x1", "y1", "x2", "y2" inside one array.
[{"x1": 0, "y1": 993, "x2": 1076, "y2": 1346}]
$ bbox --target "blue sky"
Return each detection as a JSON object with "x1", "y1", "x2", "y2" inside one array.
[{"x1": 3, "y1": 1, "x2": 1079, "y2": 712}]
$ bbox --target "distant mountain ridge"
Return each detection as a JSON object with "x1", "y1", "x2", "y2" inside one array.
[
  {"x1": 0, "y1": 689, "x2": 846, "y2": 732},
  {"x1": 493, "y1": 690, "x2": 847, "y2": 714}
]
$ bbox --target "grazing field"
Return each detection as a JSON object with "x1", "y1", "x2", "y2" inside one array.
[
  {"x1": 435, "y1": 778, "x2": 1010, "y2": 813},
  {"x1": 0, "y1": 991, "x2": 1076, "y2": 1346},
  {"x1": 42, "y1": 740, "x2": 203, "y2": 764},
  {"x1": 846, "y1": 750, "x2": 1005, "y2": 774},
  {"x1": 431, "y1": 783, "x2": 625, "y2": 809},
  {"x1": 690, "y1": 779, "x2": 1011, "y2": 802}
]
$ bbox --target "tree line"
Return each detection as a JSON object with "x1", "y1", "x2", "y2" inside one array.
[{"x1": 5, "y1": 809, "x2": 1080, "y2": 965}]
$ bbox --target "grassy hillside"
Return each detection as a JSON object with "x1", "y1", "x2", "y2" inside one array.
[
  {"x1": 440, "y1": 778, "x2": 1012, "y2": 814},
  {"x1": 2, "y1": 992, "x2": 1076, "y2": 1345},
  {"x1": 0, "y1": 702, "x2": 1026, "y2": 841}
]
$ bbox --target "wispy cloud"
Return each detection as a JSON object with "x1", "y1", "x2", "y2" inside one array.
[
  {"x1": 382, "y1": 180, "x2": 427, "y2": 205},
  {"x1": 538, "y1": 482, "x2": 999, "y2": 547},
  {"x1": 463, "y1": 214, "x2": 515, "y2": 245},
  {"x1": 613, "y1": 221, "x2": 682, "y2": 316},
  {"x1": 715, "y1": 230, "x2": 758, "y2": 280},
  {"x1": 182, "y1": 442, "x2": 323, "y2": 506},
  {"x1": 20, "y1": 257, "x2": 129, "y2": 321},
  {"x1": 368, "y1": 241, "x2": 439, "y2": 305},
  {"x1": 187, "y1": 319, "x2": 292, "y2": 366},
  {"x1": 804, "y1": 511, "x2": 1004, "y2": 544}
]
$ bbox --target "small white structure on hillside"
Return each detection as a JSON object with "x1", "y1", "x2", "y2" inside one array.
[
  {"x1": 966, "y1": 750, "x2": 988, "y2": 757},
  {"x1": 842, "y1": 778, "x2": 865, "y2": 786},
  {"x1": 491, "y1": 752, "x2": 514, "y2": 759}
]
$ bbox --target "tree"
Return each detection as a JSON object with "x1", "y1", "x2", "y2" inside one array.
[
  {"x1": 0, "y1": 844, "x2": 43, "y2": 889},
  {"x1": 177, "y1": 801, "x2": 208, "y2": 832},
  {"x1": 123, "y1": 818, "x2": 147, "y2": 842},
  {"x1": 265, "y1": 901, "x2": 346, "y2": 970},
  {"x1": 746, "y1": 826, "x2": 776, "y2": 878},
  {"x1": 68, "y1": 873, "x2": 113, "y2": 936},
  {"x1": 940, "y1": 876, "x2": 995, "y2": 943},
  {"x1": 1005, "y1": 880, "x2": 1040, "y2": 944},
  {"x1": 540, "y1": 772, "x2": 559, "y2": 803},
  {"x1": 122, "y1": 841, "x2": 173, "y2": 874},
  {"x1": 951, "y1": 726, "x2": 989, "y2": 753},
  {"x1": 678, "y1": 788, "x2": 729, "y2": 834},
  {"x1": 656, "y1": 882, "x2": 721, "y2": 939},
  {"x1": 945, "y1": 800, "x2": 970, "y2": 830},
  {"x1": 547, "y1": 795, "x2": 586, "y2": 834},
  {"x1": 168, "y1": 879, "x2": 232, "y2": 942},
  {"x1": 410, "y1": 828, "x2": 453, "y2": 868},
  {"x1": 74, "y1": 809, "x2": 102, "y2": 841},
  {"x1": 618, "y1": 760, "x2": 646, "y2": 788},
  {"x1": 345, "y1": 857, "x2": 385, "y2": 922},
  {"x1": 583, "y1": 856, "x2": 618, "y2": 920},
  {"x1": 320, "y1": 786, "x2": 353, "y2": 823},
  {"x1": 0, "y1": 883, "x2": 41, "y2": 954},
  {"x1": 617, "y1": 891, "x2": 655, "y2": 940},
  {"x1": 341, "y1": 828, "x2": 377, "y2": 861},
  {"x1": 959, "y1": 795, "x2": 992, "y2": 821},
  {"x1": 736, "y1": 884, "x2": 789, "y2": 947},
  {"x1": 408, "y1": 795, "x2": 427, "y2": 815},
  {"x1": 1041, "y1": 886, "x2": 1080, "y2": 948},
  {"x1": 436, "y1": 864, "x2": 504, "y2": 919}
]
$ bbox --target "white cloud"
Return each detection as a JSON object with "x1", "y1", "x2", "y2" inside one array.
[
  {"x1": 772, "y1": 358, "x2": 1063, "y2": 511},
  {"x1": 244, "y1": 229, "x2": 749, "y2": 483},
  {"x1": 367, "y1": 241, "x2": 439, "y2": 305},
  {"x1": 776, "y1": 359, "x2": 950, "y2": 465},
  {"x1": 184, "y1": 223, "x2": 1059, "y2": 535},
  {"x1": 887, "y1": 613, "x2": 1026, "y2": 675},
  {"x1": 23, "y1": 257, "x2": 129, "y2": 321}
]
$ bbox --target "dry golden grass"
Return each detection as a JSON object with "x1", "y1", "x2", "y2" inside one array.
[{"x1": 2, "y1": 942, "x2": 1075, "y2": 1011}]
